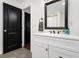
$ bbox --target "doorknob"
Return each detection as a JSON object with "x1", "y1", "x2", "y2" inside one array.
[{"x1": 4, "y1": 30, "x2": 7, "y2": 32}]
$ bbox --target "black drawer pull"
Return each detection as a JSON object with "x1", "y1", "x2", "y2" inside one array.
[
  {"x1": 45, "y1": 48, "x2": 48, "y2": 51},
  {"x1": 8, "y1": 32, "x2": 16, "y2": 34},
  {"x1": 59, "y1": 56, "x2": 63, "y2": 58}
]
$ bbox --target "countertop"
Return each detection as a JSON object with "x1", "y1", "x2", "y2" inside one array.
[{"x1": 33, "y1": 32, "x2": 79, "y2": 41}]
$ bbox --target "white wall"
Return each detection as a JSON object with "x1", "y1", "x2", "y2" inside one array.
[
  {"x1": 0, "y1": 1, "x2": 3, "y2": 54},
  {"x1": 21, "y1": 0, "x2": 31, "y2": 9},
  {"x1": 68, "y1": 0, "x2": 79, "y2": 36},
  {"x1": 31, "y1": 0, "x2": 79, "y2": 36},
  {"x1": 24, "y1": 7, "x2": 31, "y2": 14},
  {"x1": 31, "y1": 0, "x2": 44, "y2": 33}
]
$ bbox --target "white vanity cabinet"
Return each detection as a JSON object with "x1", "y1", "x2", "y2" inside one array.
[
  {"x1": 32, "y1": 33, "x2": 79, "y2": 58},
  {"x1": 32, "y1": 35, "x2": 49, "y2": 58},
  {"x1": 32, "y1": 41, "x2": 49, "y2": 58},
  {"x1": 49, "y1": 46, "x2": 71, "y2": 58}
]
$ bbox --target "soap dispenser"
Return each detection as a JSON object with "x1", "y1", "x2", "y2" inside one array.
[{"x1": 64, "y1": 28, "x2": 70, "y2": 34}]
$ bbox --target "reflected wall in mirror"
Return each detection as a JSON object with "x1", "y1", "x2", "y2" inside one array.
[{"x1": 45, "y1": 0, "x2": 68, "y2": 29}]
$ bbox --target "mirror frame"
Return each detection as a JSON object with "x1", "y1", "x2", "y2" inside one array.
[{"x1": 45, "y1": 0, "x2": 68, "y2": 29}]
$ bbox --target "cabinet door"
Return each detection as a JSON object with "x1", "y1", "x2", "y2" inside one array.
[
  {"x1": 32, "y1": 41, "x2": 48, "y2": 58},
  {"x1": 49, "y1": 46, "x2": 71, "y2": 58}
]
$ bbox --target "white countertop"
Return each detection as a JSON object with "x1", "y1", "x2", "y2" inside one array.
[{"x1": 33, "y1": 32, "x2": 79, "y2": 41}]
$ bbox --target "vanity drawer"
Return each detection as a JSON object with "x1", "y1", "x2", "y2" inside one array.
[
  {"x1": 50, "y1": 37, "x2": 79, "y2": 45},
  {"x1": 49, "y1": 45, "x2": 79, "y2": 58},
  {"x1": 50, "y1": 37, "x2": 79, "y2": 52},
  {"x1": 32, "y1": 35, "x2": 50, "y2": 45},
  {"x1": 51, "y1": 51, "x2": 71, "y2": 58}
]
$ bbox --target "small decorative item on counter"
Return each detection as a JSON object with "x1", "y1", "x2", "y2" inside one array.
[
  {"x1": 63, "y1": 28, "x2": 70, "y2": 34},
  {"x1": 38, "y1": 18, "x2": 43, "y2": 32}
]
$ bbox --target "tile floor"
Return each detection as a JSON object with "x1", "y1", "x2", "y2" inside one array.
[{"x1": 0, "y1": 48, "x2": 32, "y2": 58}]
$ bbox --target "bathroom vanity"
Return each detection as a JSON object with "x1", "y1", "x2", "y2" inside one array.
[{"x1": 31, "y1": 33, "x2": 79, "y2": 58}]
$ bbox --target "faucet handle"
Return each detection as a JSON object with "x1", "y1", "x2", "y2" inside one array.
[
  {"x1": 53, "y1": 30, "x2": 55, "y2": 34},
  {"x1": 49, "y1": 31, "x2": 52, "y2": 33}
]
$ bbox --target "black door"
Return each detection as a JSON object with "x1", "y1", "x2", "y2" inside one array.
[
  {"x1": 3, "y1": 3, "x2": 22, "y2": 53},
  {"x1": 25, "y1": 13, "x2": 30, "y2": 49}
]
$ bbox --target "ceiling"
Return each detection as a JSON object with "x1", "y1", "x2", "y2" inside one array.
[
  {"x1": 15, "y1": 0, "x2": 27, "y2": 3},
  {"x1": 0, "y1": 0, "x2": 31, "y2": 9}
]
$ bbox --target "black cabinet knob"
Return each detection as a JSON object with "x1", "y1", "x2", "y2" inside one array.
[{"x1": 45, "y1": 48, "x2": 48, "y2": 51}]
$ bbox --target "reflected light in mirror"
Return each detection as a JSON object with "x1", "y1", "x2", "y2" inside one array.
[
  {"x1": 62, "y1": 2, "x2": 65, "y2": 5},
  {"x1": 44, "y1": 0, "x2": 52, "y2": 2}
]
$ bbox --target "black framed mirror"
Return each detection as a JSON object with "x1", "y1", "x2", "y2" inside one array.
[{"x1": 45, "y1": 0, "x2": 68, "y2": 29}]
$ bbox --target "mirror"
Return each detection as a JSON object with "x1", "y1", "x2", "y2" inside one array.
[{"x1": 45, "y1": 0, "x2": 68, "y2": 29}]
